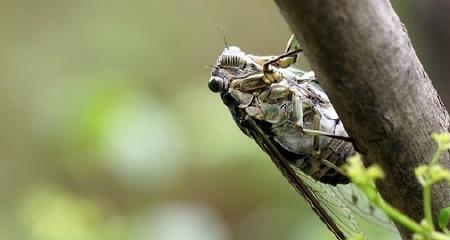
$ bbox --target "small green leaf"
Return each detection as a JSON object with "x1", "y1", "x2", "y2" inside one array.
[
  {"x1": 428, "y1": 165, "x2": 450, "y2": 184},
  {"x1": 367, "y1": 165, "x2": 384, "y2": 180},
  {"x1": 415, "y1": 165, "x2": 428, "y2": 185},
  {"x1": 431, "y1": 133, "x2": 450, "y2": 152},
  {"x1": 415, "y1": 165, "x2": 428, "y2": 176},
  {"x1": 438, "y1": 207, "x2": 450, "y2": 233}
]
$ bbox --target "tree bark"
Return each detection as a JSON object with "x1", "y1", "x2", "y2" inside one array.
[{"x1": 273, "y1": 0, "x2": 450, "y2": 239}]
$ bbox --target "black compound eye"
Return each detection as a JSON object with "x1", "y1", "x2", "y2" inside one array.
[{"x1": 208, "y1": 76, "x2": 224, "y2": 92}]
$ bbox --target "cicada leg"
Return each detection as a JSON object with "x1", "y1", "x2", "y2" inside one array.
[
  {"x1": 319, "y1": 158, "x2": 347, "y2": 177},
  {"x1": 281, "y1": 34, "x2": 302, "y2": 68},
  {"x1": 250, "y1": 35, "x2": 301, "y2": 68},
  {"x1": 292, "y1": 94, "x2": 353, "y2": 142},
  {"x1": 309, "y1": 112, "x2": 323, "y2": 176},
  {"x1": 312, "y1": 112, "x2": 322, "y2": 159},
  {"x1": 296, "y1": 105, "x2": 346, "y2": 177},
  {"x1": 285, "y1": 34, "x2": 300, "y2": 52},
  {"x1": 231, "y1": 73, "x2": 266, "y2": 91},
  {"x1": 261, "y1": 48, "x2": 303, "y2": 84},
  {"x1": 266, "y1": 34, "x2": 302, "y2": 69},
  {"x1": 248, "y1": 35, "x2": 303, "y2": 84}
]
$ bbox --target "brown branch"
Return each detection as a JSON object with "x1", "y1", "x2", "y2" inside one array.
[{"x1": 273, "y1": 0, "x2": 450, "y2": 239}]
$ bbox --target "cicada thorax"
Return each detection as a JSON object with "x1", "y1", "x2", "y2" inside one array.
[{"x1": 219, "y1": 54, "x2": 247, "y2": 69}]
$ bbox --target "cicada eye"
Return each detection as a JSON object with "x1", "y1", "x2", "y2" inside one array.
[{"x1": 208, "y1": 76, "x2": 224, "y2": 92}]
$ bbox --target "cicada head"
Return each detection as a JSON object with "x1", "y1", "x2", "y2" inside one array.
[{"x1": 208, "y1": 46, "x2": 262, "y2": 94}]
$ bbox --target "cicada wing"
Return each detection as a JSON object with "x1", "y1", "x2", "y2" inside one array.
[
  {"x1": 242, "y1": 116, "x2": 359, "y2": 240},
  {"x1": 296, "y1": 168, "x2": 399, "y2": 237},
  {"x1": 331, "y1": 182, "x2": 397, "y2": 232},
  {"x1": 292, "y1": 169, "x2": 365, "y2": 238}
]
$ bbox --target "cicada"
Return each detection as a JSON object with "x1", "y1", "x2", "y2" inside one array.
[{"x1": 208, "y1": 36, "x2": 363, "y2": 239}]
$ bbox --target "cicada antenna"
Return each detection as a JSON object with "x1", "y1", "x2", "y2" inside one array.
[
  {"x1": 220, "y1": 25, "x2": 229, "y2": 49},
  {"x1": 204, "y1": 64, "x2": 217, "y2": 70}
]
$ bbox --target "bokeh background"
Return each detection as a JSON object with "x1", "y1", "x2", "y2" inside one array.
[{"x1": 0, "y1": 1, "x2": 448, "y2": 240}]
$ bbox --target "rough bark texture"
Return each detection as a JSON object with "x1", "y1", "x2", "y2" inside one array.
[{"x1": 273, "y1": 0, "x2": 450, "y2": 239}]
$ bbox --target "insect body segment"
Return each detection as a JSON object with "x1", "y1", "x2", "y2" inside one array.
[{"x1": 220, "y1": 54, "x2": 247, "y2": 69}]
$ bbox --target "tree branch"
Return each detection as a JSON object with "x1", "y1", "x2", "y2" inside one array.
[{"x1": 273, "y1": 0, "x2": 450, "y2": 238}]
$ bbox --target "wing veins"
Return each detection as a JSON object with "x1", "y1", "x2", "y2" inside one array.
[{"x1": 244, "y1": 116, "x2": 349, "y2": 240}]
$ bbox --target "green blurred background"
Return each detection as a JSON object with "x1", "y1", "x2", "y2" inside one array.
[{"x1": 0, "y1": 1, "x2": 448, "y2": 239}]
